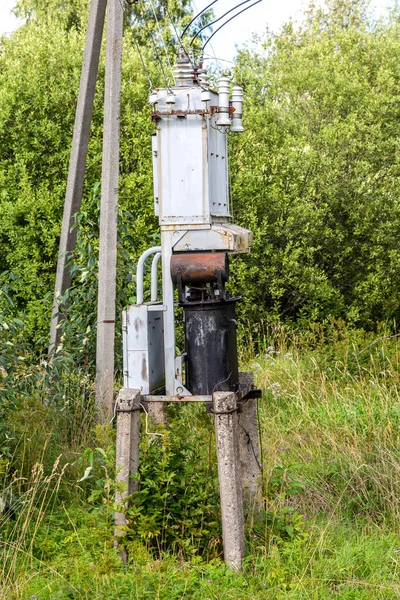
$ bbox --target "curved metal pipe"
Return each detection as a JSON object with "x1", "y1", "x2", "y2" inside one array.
[
  {"x1": 151, "y1": 252, "x2": 162, "y2": 302},
  {"x1": 136, "y1": 246, "x2": 162, "y2": 304}
]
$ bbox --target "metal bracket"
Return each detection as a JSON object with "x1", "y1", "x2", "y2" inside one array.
[{"x1": 142, "y1": 394, "x2": 212, "y2": 403}]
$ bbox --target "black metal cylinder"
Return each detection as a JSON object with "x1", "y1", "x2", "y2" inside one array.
[{"x1": 183, "y1": 299, "x2": 239, "y2": 395}]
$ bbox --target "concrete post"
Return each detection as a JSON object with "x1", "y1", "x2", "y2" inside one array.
[
  {"x1": 238, "y1": 373, "x2": 262, "y2": 506},
  {"x1": 95, "y1": 0, "x2": 123, "y2": 415},
  {"x1": 49, "y1": 0, "x2": 107, "y2": 351},
  {"x1": 147, "y1": 403, "x2": 167, "y2": 426},
  {"x1": 213, "y1": 391, "x2": 244, "y2": 571},
  {"x1": 114, "y1": 388, "x2": 141, "y2": 562}
]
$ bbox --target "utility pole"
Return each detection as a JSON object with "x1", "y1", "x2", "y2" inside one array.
[
  {"x1": 49, "y1": 0, "x2": 107, "y2": 351},
  {"x1": 50, "y1": 0, "x2": 123, "y2": 415},
  {"x1": 95, "y1": 0, "x2": 124, "y2": 415}
]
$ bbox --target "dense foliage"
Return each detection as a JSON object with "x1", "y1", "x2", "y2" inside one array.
[
  {"x1": 230, "y1": 0, "x2": 400, "y2": 327},
  {"x1": 0, "y1": 0, "x2": 399, "y2": 357}
]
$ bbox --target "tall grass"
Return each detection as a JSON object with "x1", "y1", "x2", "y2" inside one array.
[
  {"x1": 251, "y1": 321, "x2": 400, "y2": 524},
  {"x1": 0, "y1": 458, "x2": 69, "y2": 598},
  {"x1": 1, "y1": 321, "x2": 400, "y2": 598}
]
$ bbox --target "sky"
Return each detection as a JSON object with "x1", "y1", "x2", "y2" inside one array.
[
  {"x1": 194, "y1": 0, "x2": 394, "y2": 62},
  {"x1": 0, "y1": 0, "x2": 395, "y2": 63}
]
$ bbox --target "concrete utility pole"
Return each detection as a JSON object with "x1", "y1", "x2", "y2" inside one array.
[
  {"x1": 213, "y1": 391, "x2": 245, "y2": 571},
  {"x1": 114, "y1": 388, "x2": 141, "y2": 563},
  {"x1": 49, "y1": 0, "x2": 107, "y2": 351},
  {"x1": 95, "y1": 0, "x2": 124, "y2": 414}
]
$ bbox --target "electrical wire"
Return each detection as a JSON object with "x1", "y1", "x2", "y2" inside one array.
[
  {"x1": 118, "y1": 0, "x2": 171, "y2": 91},
  {"x1": 202, "y1": 0, "x2": 263, "y2": 51},
  {"x1": 133, "y1": 37, "x2": 154, "y2": 90},
  {"x1": 147, "y1": 0, "x2": 175, "y2": 86},
  {"x1": 181, "y1": 0, "x2": 220, "y2": 39},
  {"x1": 161, "y1": 1, "x2": 214, "y2": 93},
  {"x1": 137, "y1": 0, "x2": 172, "y2": 89},
  {"x1": 164, "y1": 2, "x2": 187, "y2": 52},
  {"x1": 191, "y1": 0, "x2": 221, "y2": 74},
  {"x1": 203, "y1": 53, "x2": 234, "y2": 64},
  {"x1": 114, "y1": 1, "x2": 154, "y2": 90},
  {"x1": 190, "y1": 0, "x2": 252, "y2": 47},
  {"x1": 140, "y1": 403, "x2": 164, "y2": 438}
]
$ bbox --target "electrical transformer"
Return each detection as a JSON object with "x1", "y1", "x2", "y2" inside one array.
[{"x1": 123, "y1": 50, "x2": 252, "y2": 398}]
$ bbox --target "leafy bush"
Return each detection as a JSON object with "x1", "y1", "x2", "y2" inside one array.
[
  {"x1": 127, "y1": 406, "x2": 222, "y2": 560},
  {"x1": 230, "y1": 0, "x2": 400, "y2": 328}
]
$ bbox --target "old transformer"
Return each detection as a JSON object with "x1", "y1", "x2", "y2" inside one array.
[{"x1": 123, "y1": 50, "x2": 252, "y2": 399}]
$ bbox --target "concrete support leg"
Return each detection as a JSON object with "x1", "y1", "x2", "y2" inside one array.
[
  {"x1": 238, "y1": 374, "x2": 262, "y2": 506},
  {"x1": 213, "y1": 391, "x2": 244, "y2": 571},
  {"x1": 114, "y1": 388, "x2": 141, "y2": 562},
  {"x1": 147, "y1": 402, "x2": 167, "y2": 427}
]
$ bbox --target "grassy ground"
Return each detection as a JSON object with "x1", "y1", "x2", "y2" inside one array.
[{"x1": 1, "y1": 323, "x2": 400, "y2": 598}]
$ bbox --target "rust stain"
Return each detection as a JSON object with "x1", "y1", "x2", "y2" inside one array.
[
  {"x1": 134, "y1": 317, "x2": 144, "y2": 333},
  {"x1": 141, "y1": 357, "x2": 148, "y2": 382},
  {"x1": 171, "y1": 252, "x2": 229, "y2": 285}
]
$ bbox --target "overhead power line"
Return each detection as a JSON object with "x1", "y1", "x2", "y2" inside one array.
[
  {"x1": 114, "y1": 0, "x2": 154, "y2": 90},
  {"x1": 181, "y1": 0, "x2": 220, "y2": 39},
  {"x1": 147, "y1": 0, "x2": 175, "y2": 84},
  {"x1": 137, "y1": 0, "x2": 173, "y2": 89},
  {"x1": 202, "y1": 0, "x2": 263, "y2": 51},
  {"x1": 190, "y1": 0, "x2": 253, "y2": 47}
]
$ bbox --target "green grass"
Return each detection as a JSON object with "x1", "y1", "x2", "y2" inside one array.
[{"x1": 2, "y1": 324, "x2": 400, "y2": 598}]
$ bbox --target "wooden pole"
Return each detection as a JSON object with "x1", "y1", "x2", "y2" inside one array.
[
  {"x1": 95, "y1": 0, "x2": 123, "y2": 415},
  {"x1": 49, "y1": 0, "x2": 107, "y2": 351}
]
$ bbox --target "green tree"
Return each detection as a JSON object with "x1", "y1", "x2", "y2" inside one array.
[
  {"x1": 2, "y1": 0, "x2": 400, "y2": 359},
  {"x1": 230, "y1": 0, "x2": 400, "y2": 328},
  {"x1": 0, "y1": 1, "x2": 193, "y2": 345}
]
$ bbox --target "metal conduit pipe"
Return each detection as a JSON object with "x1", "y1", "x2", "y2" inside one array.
[
  {"x1": 136, "y1": 246, "x2": 162, "y2": 304},
  {"x1": 151, "y1": 252, "x2": 162, "y2": 302}
]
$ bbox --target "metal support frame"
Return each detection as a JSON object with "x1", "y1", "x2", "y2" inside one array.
[
  {"x1": 151, "y1": 252, "x2": 162, "y2": 302},
  {"x1": 136, "y1": 246, "x2": 162, "y2": 304},
  {"x1": 161, "y1": 230, "x2": 176, "y2": 396}
]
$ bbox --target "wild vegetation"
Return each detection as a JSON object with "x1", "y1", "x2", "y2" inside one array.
[
  {"x1": 2, "y1": 324, "x2": 400, "y2": 598},
  {"x1": 1, "y1": 0, "x2": 400, "y2": 598}
]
